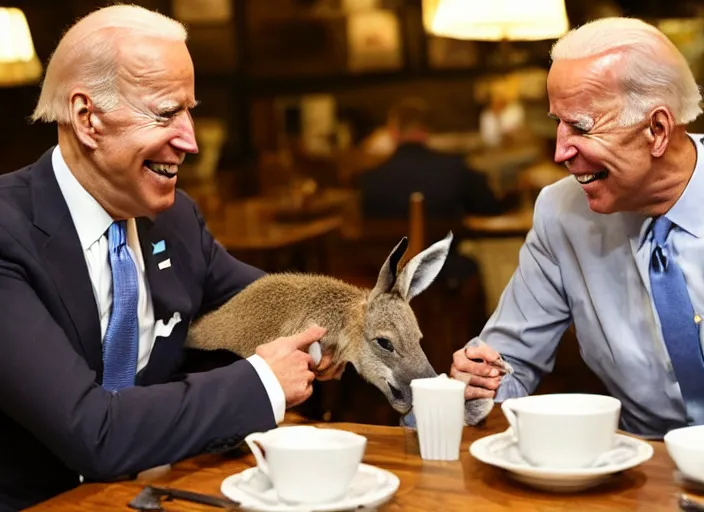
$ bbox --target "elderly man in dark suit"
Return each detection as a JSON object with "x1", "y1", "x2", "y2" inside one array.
[
  {"x1": 0, "y1": 5, "x2": 331, "y2": 510},
  {"x1": 359, "y1": 98, "x2": 501, "y2": 220}
]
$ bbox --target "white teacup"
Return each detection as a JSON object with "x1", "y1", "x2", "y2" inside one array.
[
  {"x1": 244, "y1": 426, "x2": 366, "y2": 504},
  {"x1": 501, "y1": 393, "x2": 621, "y2": 469},
  {"x1": 664, "y1": 425, "x2": 704, "y2": 484},
  {"x1": 411, "y1": 374, "x2": 466, "y2": 461}
]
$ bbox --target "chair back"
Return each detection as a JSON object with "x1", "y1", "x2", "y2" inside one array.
[{"x1": 406, "y1": 192, "x2": 425, "y2": 262}]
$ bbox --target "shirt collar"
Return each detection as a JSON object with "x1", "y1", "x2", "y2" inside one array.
[
  {"x1": 637, "y1": 132, "x2": 704, "y2": 248},
  {"x1": 52, "y1": 145, "x2": 113, "y2": 250}
]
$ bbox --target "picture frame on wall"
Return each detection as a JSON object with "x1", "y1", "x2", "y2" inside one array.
[
  {"x1": 171, "y1": 0, "x2": 237, "y2": 73},
  {"x1": 247, "y1": 16, "x2": 348, "y2": 77},
  {"x1": 346, "y1": 10, "x2": 403, "y2": 72},
  {"x1": 426, "y1": 36, "x2": 479, "y2": 69},
  {"x1": 172, "y1": 0, "x2": 232, "y2": 23}
]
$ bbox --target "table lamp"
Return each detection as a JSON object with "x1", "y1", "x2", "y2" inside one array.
[
  {"x1": 0, "y1": 7, "x2": 42, "y2": 87},
  {"x1": 422, "y1": 0, "x2": 569, "y2": 41}
]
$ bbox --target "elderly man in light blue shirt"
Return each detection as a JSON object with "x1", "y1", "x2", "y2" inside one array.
[{"x1": 451, "y1": 17, "x2": 704, "y2": 438}]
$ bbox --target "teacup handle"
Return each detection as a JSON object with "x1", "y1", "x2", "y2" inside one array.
[
  {"x1": 501, "y1": 399, "x2": 519, "y2": 439},
  {"x1": 244, "y1": 433, "x2": 270, "y2": 477}
]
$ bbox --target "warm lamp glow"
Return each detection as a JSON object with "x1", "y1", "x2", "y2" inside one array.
[
  {"x1": 424, "y1": 0, "x2": 569, "y2": 41},
  {"x1": 0, "y1": 7, "x2": 42, "y2": 87}
]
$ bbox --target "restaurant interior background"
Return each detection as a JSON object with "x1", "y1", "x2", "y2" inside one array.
[{"x1": 2, "y1": 0, "x2": 704, "y2": 425}]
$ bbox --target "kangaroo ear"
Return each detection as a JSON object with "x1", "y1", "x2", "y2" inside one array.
[
  {"x1": 371, "y1": 236, "x2": 409, "y2": 296},
  {"x1": 394, "y1": 231, "x2": 453, "y2": 301}
]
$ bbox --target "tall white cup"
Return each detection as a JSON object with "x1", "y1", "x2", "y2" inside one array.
[
  {"x1": 411, "y1": 375, "x2": 466, "y2": 461},
  {"x1": 501, "y1": 393, "x2": 621, "y2": 468}
]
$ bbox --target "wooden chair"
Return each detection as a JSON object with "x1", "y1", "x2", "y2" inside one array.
[{"x1": 404, "y1": 192, "x2": 425, "y2": 264}]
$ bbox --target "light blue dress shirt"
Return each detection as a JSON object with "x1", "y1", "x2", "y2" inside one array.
[{"x1": 480, "y1": 133, "x2": 704, "y2": 438}]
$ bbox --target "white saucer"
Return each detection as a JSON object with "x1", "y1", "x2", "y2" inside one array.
[
  {"x1": 469, "y1": 429, "x2": 654, "y2": 492},
  {"x1": 220, "y1": 463, "x2": 400, "y2": 512}
]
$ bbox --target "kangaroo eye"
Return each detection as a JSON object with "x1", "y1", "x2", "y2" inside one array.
[{"x1": 376, "y1": 338, "x2": 394, "y2": 352}]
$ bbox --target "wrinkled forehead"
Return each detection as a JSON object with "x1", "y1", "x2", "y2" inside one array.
[
  {"x1": 547, "y1": 55, "x2": 624, "y2": 119},
  {"x1": 115, "y1": 37, "x2": 194, "y2": 103}
]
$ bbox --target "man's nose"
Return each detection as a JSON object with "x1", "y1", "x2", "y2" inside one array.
[
  {"x1": 171, "y1": 111, "x2": 198, "y2": 154},
  {"x1": 554, "y1": 125, "x2": 577, "y2": 164}
]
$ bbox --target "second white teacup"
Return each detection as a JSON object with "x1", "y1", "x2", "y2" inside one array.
[
  {"x1": 244, "y1": 425, "x2": 366, "y2": 504},
  {"x1": 501, "y1": 393, "x2": 621, "y2": 469}
]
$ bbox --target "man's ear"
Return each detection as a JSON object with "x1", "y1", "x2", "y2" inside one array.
[
  {"x1": 646, "y1": 107, "x2": 674, "y2": 158},
  {"x1": 70, "y1": 93, "x2": 101, "y2": 150}
]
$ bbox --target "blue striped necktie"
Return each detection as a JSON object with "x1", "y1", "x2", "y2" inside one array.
[
  {"x1": 102, "y1": 220, "x2": 139, "y2": 392},
  {"x1": 648, "y1": 216, "x2": 704, "y2": 424}
]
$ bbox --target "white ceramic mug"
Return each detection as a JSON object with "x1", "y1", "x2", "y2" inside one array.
[
  {"x1": 501, "y1": 393, "x2": 621, "y2": 469},
  {"x1": 410, "y1": 374, "x2": 466, "y2": 461},
  {"x1": 244, "y1": 426, "x2": 366, "y2": 504}
]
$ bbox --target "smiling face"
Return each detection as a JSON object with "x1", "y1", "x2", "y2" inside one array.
[
  {"x1": 547, "y1": 54, "x2": 656, "y2": 214},
  {"x1": 77, "y1": 37, "x2": 199, "y2": 219}
]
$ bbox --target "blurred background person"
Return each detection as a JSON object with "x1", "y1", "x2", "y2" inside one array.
[{"x1": 359, "y1": 97, "x2": 501, "y2": 220}]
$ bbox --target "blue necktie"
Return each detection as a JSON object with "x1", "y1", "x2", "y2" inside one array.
[
  {"x1": 102, "y1": 221, "x2": 139, "y2": 392},
  {"x1": 649, "y1": 216, "x2": 704, "y2": 424}
]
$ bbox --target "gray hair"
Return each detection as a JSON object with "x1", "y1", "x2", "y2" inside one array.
[
  {"x1": 31, "y1": 4, "x2": 187, "y2": 124},
  {"x1": 550, "y1": 17, "x2": 702, "y2": 126}
]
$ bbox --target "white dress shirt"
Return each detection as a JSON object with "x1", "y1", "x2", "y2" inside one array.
[{"x1": 51, "y1": 146, "x2": 285, "y2": 423}]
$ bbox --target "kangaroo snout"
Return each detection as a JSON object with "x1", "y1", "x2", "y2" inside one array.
[
  {"x1": 385, "y1": 360, "x2": 438, "y2": 414},
  {"x1": 353, "y1": 332, "x2": 439, "y2": 415}
]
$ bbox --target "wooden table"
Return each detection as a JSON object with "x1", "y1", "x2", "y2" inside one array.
[
  {"x1": 194, "y1": 188, "x2": 360, "y2": 274},
  {"x1": 204, "y1": 190, "x2": 358, "y2": 251},
  {"x1": 28, "y1": 408, "x2": 698, "y2": 511},
  {"x1": 210, "y1": 215, "x2": 343, "y2": 252}
]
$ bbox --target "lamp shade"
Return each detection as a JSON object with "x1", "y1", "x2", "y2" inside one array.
[
  {"x1": 0, "y1": 7, "x2": 42, "y2": 87},
  {"x1": 424, "y1": 0, "x2": 569, "y2": 41}
]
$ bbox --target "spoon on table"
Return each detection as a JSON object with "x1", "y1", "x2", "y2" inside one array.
[
  {"x1": 674, "y1": 471, "x2": 704, "y2": 512},
  {"x1": 128, "y1": 485, "x2": 241, "y2": 511},
  {"x1": 679, "y1": 494, "x2": 704, "y2": 512}
]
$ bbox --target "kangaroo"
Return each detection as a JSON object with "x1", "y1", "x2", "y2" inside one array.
[{"x1": 186, "y1": 231, "x2": 501, "y2": 425}]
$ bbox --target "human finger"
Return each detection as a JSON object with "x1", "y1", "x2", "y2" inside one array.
[
  {"x1": 465, "y1": 342, "x2": 501, "y2": 365},
  {"x1": 465, "y1": 386, "x2": 496, "y2": 400},
  {"x1": 453, "y1": 351, "x2": 500, "y2": 377},
  {"x1": 467, "y1": 374, "x2": 502, "y2": 390},
  {"x1": 316, "y1": 351, "x2": 335, "y2": 372},
  {"x1": 287, "y1": 325, "x2": 328, "y2": 350},
  {"x1": 316, "y1": 362, "x2": 346, "y2": 381}
]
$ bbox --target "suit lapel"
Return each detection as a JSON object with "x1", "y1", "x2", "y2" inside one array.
[
  {"x1": 31, "y1": 148, "x2": 104, "y2": 375},
  {"x1": 136, "y1": 217, "x2": 192, "y2": 323},
  {"x1": 136, "y1": 217, "x2": 193, "y2": 384}
]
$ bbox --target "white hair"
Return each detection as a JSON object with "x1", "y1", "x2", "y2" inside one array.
[
  {"x1": 31, "y1": 4, "x2": 187, "y2": 124},
  {"x1": 550, "y1": 17, "x2": 702, "y2": 126}
]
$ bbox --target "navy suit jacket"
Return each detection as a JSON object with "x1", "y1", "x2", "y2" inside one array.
[
  {"x1": 359, "y1": 142, "x2": 501, "y2": 219},
  {"x1": 0, "y1": 148, "x2": 274, "y2": 510}
]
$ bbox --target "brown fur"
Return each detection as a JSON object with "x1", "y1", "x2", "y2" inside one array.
[
  {"x1": 187, "y1": 272, "x2": 367, "y2": 364},
  {"x1": 186, "y1": 233, "x2": 499, "y2": 425}
]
